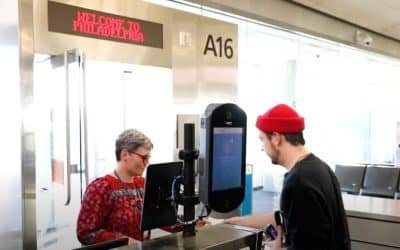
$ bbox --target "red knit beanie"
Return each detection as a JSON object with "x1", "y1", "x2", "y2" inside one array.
[{"x1": 256, "y1": 104, "x2": 304, "y2": 133}]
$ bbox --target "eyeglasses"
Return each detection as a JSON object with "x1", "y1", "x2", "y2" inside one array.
[{"x1": 130, "y1": 151, "x2": 151, "y2": 163}]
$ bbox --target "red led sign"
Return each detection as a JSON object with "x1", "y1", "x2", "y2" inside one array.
[
  {"x1": 48, "y1": 1, "x2": 163, "y2": 48},
  {"x1": 72, "y1": 11, "x2": 144, "y2": 43}
]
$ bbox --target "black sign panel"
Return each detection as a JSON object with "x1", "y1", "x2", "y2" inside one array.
[{"x1": 48, "y1": 1, "x2": 163, "y2": 48}]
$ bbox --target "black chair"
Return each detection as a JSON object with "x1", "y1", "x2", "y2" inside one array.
[
  {"x1": 361, "y1": 166, "x2": 400, "y2": 199},
  {"x1": 72, "y1": 238, "x2": 129, "y2": 250},
  {"x1": 396, "y1": 162, "x2": 400, "y2": 199},
  {"x1": 334, "y1": 164, "x2": 366, "y2": 194}
]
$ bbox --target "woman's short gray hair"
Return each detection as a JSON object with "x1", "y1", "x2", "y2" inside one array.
[{"x1": 115, "y1": 129, "x2": 153, "y2": 161}]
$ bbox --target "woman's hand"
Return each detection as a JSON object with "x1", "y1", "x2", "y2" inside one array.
[
  {"x1": 196, "y1": 218, "x2": 211, "y2": 228},
  {"x1": 127, "y1": 237, "x2": 140, "y2": 245}
]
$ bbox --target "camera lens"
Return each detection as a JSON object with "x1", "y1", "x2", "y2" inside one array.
[{"x1": 226, "y1": 111, "x2": 232, "y2": 120}]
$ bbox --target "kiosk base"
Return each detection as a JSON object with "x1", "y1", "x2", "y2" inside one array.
[{"x1": 112, "y1": 224, "x2": 263, "y2": 250}]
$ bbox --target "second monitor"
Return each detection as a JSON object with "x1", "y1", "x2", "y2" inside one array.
[{"x1": 140, "y1": 161, "x2": 183, "y2": 232}]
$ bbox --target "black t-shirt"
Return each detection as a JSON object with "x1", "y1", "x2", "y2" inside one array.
[{"x1": 280, "y1": 153, "x2": 351, "y2": 250}]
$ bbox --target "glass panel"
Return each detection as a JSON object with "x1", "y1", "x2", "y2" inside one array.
[
  {"x1": 238, "y1": 23, "x2": 297, "y2": 190},
  {"x1": 0, "y1": 44, "x2": 22, "y2": 250},
  {"x1": 85, "y1": 61, "x2": 174, "y2": 180},
  {"x1": 85, "y1": 60, "x2": 125, "y2": 179},
  {"x1": 34, "y1": 50, "x2": 85, "y2": 250},
  {"x1": 151, "y1": 0, "x2": 400, "y2": 194},
  {"x1": 122, "y1": 64, "x2": 174, "y2": 163}
]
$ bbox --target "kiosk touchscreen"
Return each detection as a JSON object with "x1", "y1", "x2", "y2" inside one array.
[
  {"x1": 140, "y1": 162, "x2": 183, "y2": 231},
  {"x1": 211, "y1": 127, "x2": 243, "y2": 191},
  {"x1": 199, "y1": 103, "x2": 247, "y2": 213}
]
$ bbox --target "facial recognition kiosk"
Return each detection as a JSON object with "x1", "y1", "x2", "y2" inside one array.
[
  {"x1": 199, "y1": 103, "x2": 247, "y2": 213},
  {"x1": 130, "y1": 103, "x2": 262, "y2": 250}
]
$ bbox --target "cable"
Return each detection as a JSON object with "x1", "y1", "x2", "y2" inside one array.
[{"x1": 170, "y1": 176, "x2": 210, "y2": 226}]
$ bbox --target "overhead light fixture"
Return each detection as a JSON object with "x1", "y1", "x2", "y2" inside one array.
[{"x1": 354, "y1": 30, "x2": 373, "y2": 47}]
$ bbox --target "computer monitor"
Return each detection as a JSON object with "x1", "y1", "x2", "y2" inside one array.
[{"x1": 140, "y1": 161, "x2": 183, "y2": 231}]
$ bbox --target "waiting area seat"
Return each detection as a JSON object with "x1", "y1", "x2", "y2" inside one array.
[
  {"x1": 335, "y1": 164, "x2": 366, "y2": 195},
  {"x1": 72, "y1": 238, "x2": 129, "y2": 250},
  {"x1": 361, "y1": 166, "x2": 400, "y2": 199},
  {"x1": 399, "y1": 173, "x2": 400, "y2": 195}
]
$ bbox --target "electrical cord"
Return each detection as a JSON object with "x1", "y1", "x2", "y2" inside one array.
[{"x1": 170, "y1": 175, "x2": 210, "y2": 225}]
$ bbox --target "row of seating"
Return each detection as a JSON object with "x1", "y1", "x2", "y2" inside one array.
[{"x1": 334, "y1": 164, "x2": 400, "y2": 199}]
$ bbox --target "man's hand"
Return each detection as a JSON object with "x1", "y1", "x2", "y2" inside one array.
[
  {"x1": 223, "y1": 216, "x2": 245, "y2": 225},
  {"x1": 223, "y1": 213, "x2": 275, "y2": 230},
  {"x1": 265, "y1": 225, "x2": 285, "y2": 250}
]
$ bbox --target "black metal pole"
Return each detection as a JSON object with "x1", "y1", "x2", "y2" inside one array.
[{"x1": 182, "y1": 123, "x2": 196, "y2": 237}]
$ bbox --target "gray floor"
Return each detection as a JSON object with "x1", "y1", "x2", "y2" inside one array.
[
  {"x1": 251, "y1": 190, "x2": 281, "y2": 215},
  {"x1": 0, "y1": 230, "x2": 22, "y2": 250}
]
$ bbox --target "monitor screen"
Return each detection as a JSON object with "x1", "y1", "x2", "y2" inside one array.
[
  {"x1": 212, "y1": 127, "x2": 243, "y2": 191},
  {"x1": 140, "y1": 162, "x2": 183, "y2": 232}
]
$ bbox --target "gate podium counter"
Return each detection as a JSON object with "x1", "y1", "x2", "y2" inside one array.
[
  {"x1": 110, "y1": 224, "x2": 263, "y2": 250},
  {"x1": 343, "y1": 194, "x2": 400, "y2": 249}
]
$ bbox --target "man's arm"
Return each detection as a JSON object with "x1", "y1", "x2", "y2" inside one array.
[{"x1": 223, "y1": 212, "x2": 275, "y2": 229}]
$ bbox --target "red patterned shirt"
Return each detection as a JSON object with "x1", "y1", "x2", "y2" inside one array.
[{"x1": 77, "y1": 175, "x2": 149, "y2": 244}]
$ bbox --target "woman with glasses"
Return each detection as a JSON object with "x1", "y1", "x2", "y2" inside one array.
[{"x1": 77, "y1": 129, "x2": 180, "y2": 245}]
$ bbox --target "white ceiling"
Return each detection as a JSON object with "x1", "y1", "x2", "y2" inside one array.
[
  {"x1": 292, "y1": 0, "x2": 400, "y2": 41},
  {"x1": 1, "y1": 0, "x2": 399, "y2": 43}
]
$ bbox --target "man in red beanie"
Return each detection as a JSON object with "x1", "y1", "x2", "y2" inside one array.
[{"x1": 225, "y1": 104, "x2": 350, "y2": 250}]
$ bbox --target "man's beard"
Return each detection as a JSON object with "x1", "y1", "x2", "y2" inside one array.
[{"x1": 269, "y1": 144, "x2": 280, "y2": 165}]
